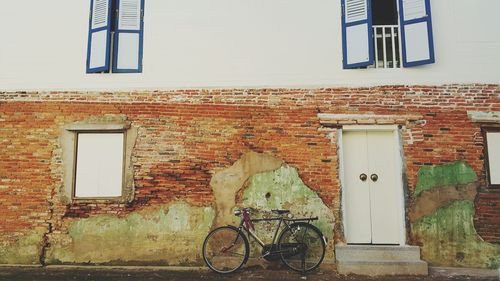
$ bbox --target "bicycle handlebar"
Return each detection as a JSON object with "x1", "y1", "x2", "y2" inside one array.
[{"x1": 234, "y1": 208, "x2": 319, "y2": 221}]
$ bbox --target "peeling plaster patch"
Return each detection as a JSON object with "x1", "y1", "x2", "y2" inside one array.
[
  {"x1": 411, "y1": 161, "x2": 500, "y2": 269},
  {"x1": 241, "y1": 165, "x2": 335, "y2": 258},
  {"x1": 412, "y1": 201, "x2": 500, "y2": 269},
  {"x1": 210, "y1": 151, "x2": 283, "y2": 227},
  {"x1": 410, "y1": 182, "x2": 478, "y2": 221},
  {"x1": 0, "y1": 230, "x2": 45, "y2": 264},
  {"x1": 46, "y1": 202, "x2": 214, "y2": 265},
  {"x1": 415, "y1": 161, "x2": 477, "y2": 197}
]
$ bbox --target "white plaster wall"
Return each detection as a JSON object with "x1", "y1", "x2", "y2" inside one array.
[{"x1": 1, "y1": 0, "x2": 499, "y2": 91}]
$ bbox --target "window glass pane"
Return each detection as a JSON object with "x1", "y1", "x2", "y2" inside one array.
[
  {"x1": 75, "y1": 133, "x2": 124, "y2": 197},
  {"x1": 487, "y1": 132, "x2": 500, "y2": 185}
]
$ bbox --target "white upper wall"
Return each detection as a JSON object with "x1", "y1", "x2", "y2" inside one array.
[{"x1": 1, "y1": 0, "x2": 500, "y2": 91}]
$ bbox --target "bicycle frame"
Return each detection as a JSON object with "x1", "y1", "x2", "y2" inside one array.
[{"x1": 235, "y1": 214, "x2": 318, "y2": 256}]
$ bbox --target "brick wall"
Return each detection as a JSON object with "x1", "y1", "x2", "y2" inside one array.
[
  {"x1": 474, "y1": 189, "x2": 500, "y2": 243},
  {"x1": 0, "y1": 84, "x2": 499, "y2": 254}
]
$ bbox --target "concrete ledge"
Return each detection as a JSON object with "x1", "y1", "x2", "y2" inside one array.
[
  {"x1": 335, "y1": 245, "x2": 421, "y2": 261},
  {"x1": 0, "y1": 264, "x2": 42, "y2": 267},
  {"x1": 338, "y1": 260, "x2": 428, "y2": 276},
  {"x1": 429, "y1": 266, "x2": 500, "y2": 278}
]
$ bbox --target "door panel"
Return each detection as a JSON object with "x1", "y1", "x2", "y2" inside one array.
[
  {"x1": 343, "y1": 131, "x2": 372, "y2": 243},
  {"x1": 367, "y1": 131, "x2": 400, "y2": 244}
]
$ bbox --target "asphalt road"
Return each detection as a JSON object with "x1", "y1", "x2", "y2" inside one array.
[{"x1": 0, "y1": 267, "x2": 498, "y2": 281}]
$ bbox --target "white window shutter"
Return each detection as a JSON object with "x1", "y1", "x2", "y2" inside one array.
[
  {"x1": 86, "y1": 0, "x2": 112, "y2": 73},
  {"x1": 341, "y1": 0, "x2": 373, "y2": 69},
  {"x1": 112, "y1": 0, "x2": 144, "y2": 73},
  {"x1": 399, "y1": 0, "x2": 435, "y2": 67}
]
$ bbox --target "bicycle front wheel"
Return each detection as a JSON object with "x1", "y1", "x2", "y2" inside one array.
[
  {"x1": 202, "y1": 226, "x2": 249, "y2": 274},
  {"x1": 278, "y1": 222, "x2": 326, "y2": 273}
]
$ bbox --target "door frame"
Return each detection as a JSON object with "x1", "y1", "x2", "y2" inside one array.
[{"x1": 338, "y1": 125, "x2": 407, "y2": 245}]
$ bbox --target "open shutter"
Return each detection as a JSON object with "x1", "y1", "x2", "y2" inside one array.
[
  {"x1": 112, "y1": 0, "x2": 144, "y2": 73},
  {"x1": 399, "y1": 0, "x2": 435, "y2": 67},
  {"x1": 341, "y1": 0, "x2": 373, "y2": 69},
  {"x1": 86, "y1": 0, "x2": 112, "y2": 73}
]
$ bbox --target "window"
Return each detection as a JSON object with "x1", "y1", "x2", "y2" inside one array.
[
  {"x1": 341, "y1": 0, "x2": 435, "y2": 69},
  {"x1": 86, "y1": 0, "x2": 145, "y2": 73},
  {"x1": 74, "y1": 132, "x2": 125, "y2": 198},
  {"x1": 484, "y1": 128, "x2": 500, "y2": 187},
  {"x1": 60, "y1": 123, "x2": 137, "y2": 203}
]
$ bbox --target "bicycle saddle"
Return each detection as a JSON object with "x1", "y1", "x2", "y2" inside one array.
[{"x1": 271, "y1": 209, "x2": 290, "y2": 215}]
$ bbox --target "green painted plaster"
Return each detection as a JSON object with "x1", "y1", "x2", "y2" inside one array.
[
  {"x1": 0, "y1": 230, "x2": 45, "y2": 264},
  {"x1": 241, "y1": 165, "x2": 335, "y2": 258},
  {"x1": 412, "y1": 201, "x2": 500, "y2": 269},
  {"x1": 46, "y1": 202, "x2": 214, "y2": 265},
  {"x1": 415, "y1": 161, "x2": 477, "y2": 196}
]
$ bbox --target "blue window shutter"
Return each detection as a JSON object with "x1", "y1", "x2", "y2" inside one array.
[
  {"x1": 112, "y1": 0, "x2": 144, "y2": 73},
  {"x1": 398, "y1": 0, "x2": 435, "y2": 67},
  {"x1": 341, "y1": 0, "x2": 373, "y2": 69},
  {"x1": 86, "y1": 0, "x2": 112, "y2": 73}
]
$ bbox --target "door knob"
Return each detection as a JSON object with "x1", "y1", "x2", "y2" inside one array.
[
  {"x1": 371, "y1": 174, "x2": 378, "y2": 182},
  {"x1": 359, "y1": 173, "x2": 367, "y2": 181}
]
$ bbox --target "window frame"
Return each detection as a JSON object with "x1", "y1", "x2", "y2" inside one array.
[
  {"x1": 72, "y1": 130, "x2": 127, "y2": 200},
  {"x1": 483, "y1": 127, "x2": 500, "y2": 188},
  {"x1": 61, "y1": 123, "x2": 137, "y2": 204}
]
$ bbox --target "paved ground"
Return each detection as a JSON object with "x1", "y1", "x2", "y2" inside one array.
[{"x1": 0, "y1": 266, "x2": 498, "y2": 281}]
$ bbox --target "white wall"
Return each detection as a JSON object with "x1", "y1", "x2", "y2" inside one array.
[{"x1": 1, "y1": 0, "x2": 500, "y2": 91}]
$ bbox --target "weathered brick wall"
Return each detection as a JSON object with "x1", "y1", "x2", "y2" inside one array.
[
  {"x1": 474, "y1": 189, "x2": 500, "y2": 243},
  {"x1": 0, "y1": 84, "x2": 499, "y2": 264}
]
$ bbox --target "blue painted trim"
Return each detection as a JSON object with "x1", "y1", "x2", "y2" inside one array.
[
  {"x1": 341, "y1": 0, "x2": 374, "y2": 69},
  {"x1": 112, "y1": 0, "x2": 144, "y2": 73},
  {"x1": 86, "y1": 0, "x2": 113, "y2": 73},
  {"x1": 398, "y1": 0, "x2": 435, "y2": 67}
]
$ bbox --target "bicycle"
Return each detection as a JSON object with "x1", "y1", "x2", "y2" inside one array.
[{"x1": 202, "y1": 207, "x2": 326, "y2": 274}]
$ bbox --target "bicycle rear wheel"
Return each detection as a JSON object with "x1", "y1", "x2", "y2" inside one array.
[
  {"x1": 202, "y1": 226, "x2": 249, "y2": 273},
  {"x1": 278, "y1": 222, "x2": 326, "y2": 273}
]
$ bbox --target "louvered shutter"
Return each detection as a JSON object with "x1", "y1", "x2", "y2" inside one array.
[
  {"x1": 112, "y1": 0, "x2": 144, "y2": 73},
  {"x1": 398, "y1": 0, "x2": 435, "y2": 67},
  {"x1": 86, "y1": 0, "x2": 112, "y2": 73},
  {"x1": 341, "y1": 0, "x2": 373, "y2": 69}
]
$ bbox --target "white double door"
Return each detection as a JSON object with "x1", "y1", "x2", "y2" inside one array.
[{"x1": 342, "y1": 129, "x2": 403, "y2": 244}]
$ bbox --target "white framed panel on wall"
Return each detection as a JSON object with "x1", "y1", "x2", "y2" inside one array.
[{"x1": 74, "y1": 133, "x2": 125, "y2": 198}]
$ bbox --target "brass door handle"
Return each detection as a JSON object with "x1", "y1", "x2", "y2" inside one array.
[
  {"x1": 371, "y1": 174, "x2": 378, "y2": 182},
  {"x1": 360, "y1": 173, "x2": 367, "y2": 181}
]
